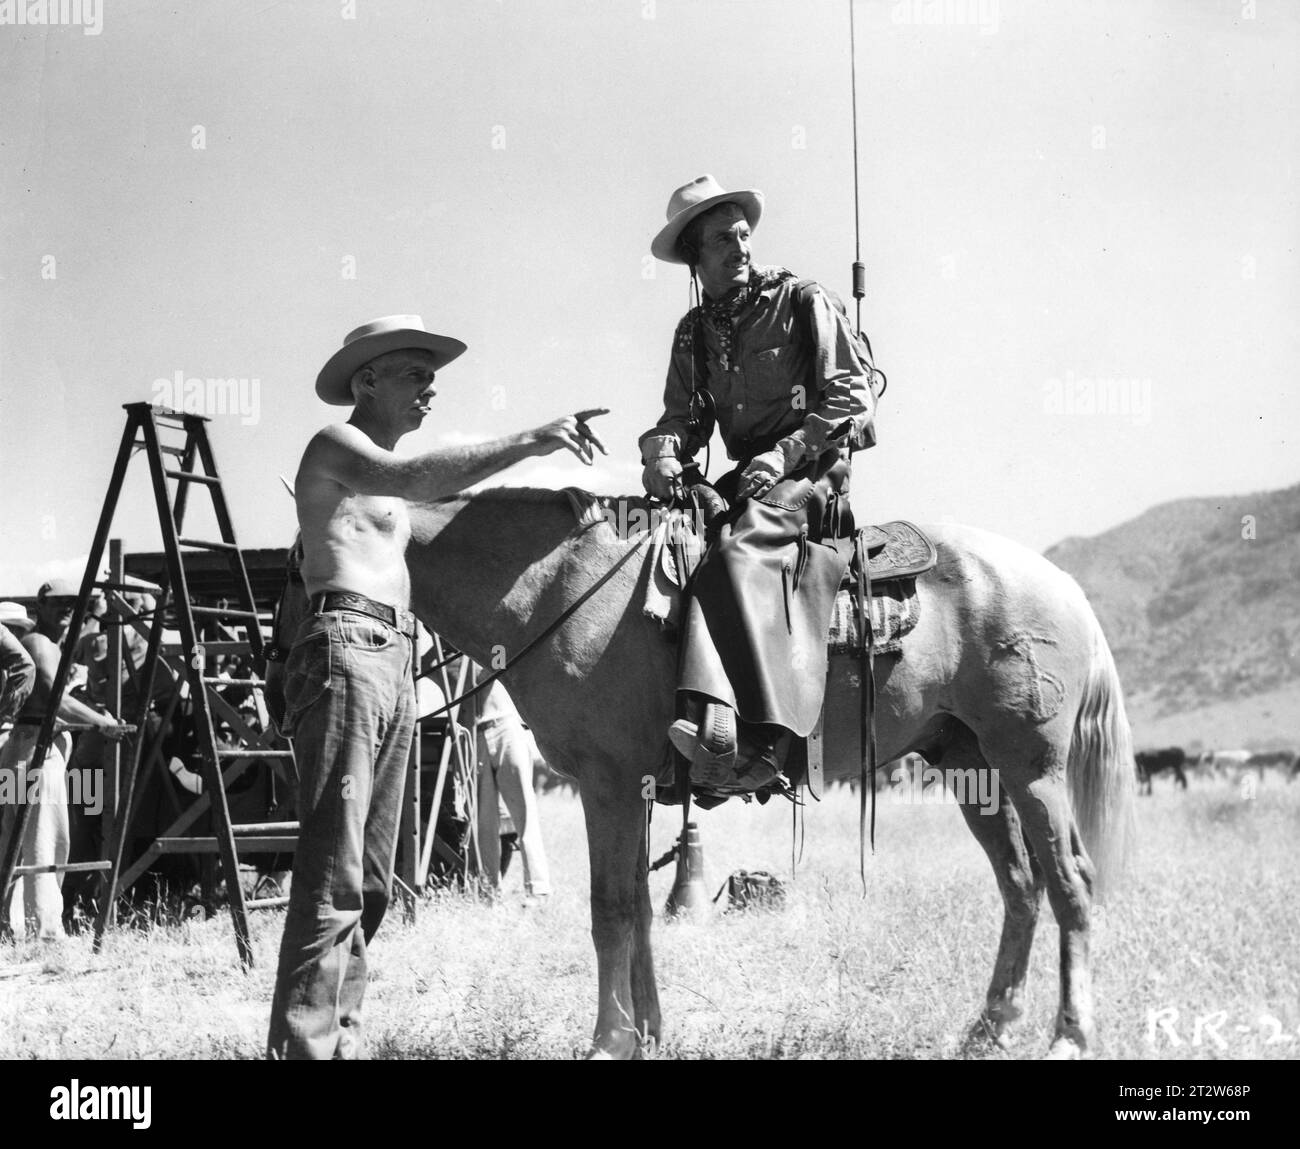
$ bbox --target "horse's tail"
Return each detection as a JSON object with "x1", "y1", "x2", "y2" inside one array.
[{"x1": 1067, "y1": 607, "x2": 1137, "y2": 901}]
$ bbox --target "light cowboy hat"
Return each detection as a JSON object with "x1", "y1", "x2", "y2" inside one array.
[
  {"x1": 650, "y1": 174, "x2": 764, "y2": 265},
  {"x1": 315, "y1": 315, "x2": 467, "y2": 406},
  {"x1": 0, "y1": 601, "x2": 35, "y2": 635}
]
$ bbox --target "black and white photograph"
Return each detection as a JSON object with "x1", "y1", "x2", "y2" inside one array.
[{"x1": 0, "y1": 0, "x2": 1294, "y2": 1109}]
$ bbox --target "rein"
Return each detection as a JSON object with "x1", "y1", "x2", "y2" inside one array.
[
  {"x1": 421, "y1": 522, "x2": 653, "y2": 720},
  {"x1": 854, "y1": 531, "x2": 878, "y2": 893}
]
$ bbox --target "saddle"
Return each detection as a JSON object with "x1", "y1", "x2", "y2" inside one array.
[
  {"x1": 644, "y1": 514, "x2": 936, "y2": 644},
  {"x1": 647, "y1": 512, "x2": 937, "y2": 808}
]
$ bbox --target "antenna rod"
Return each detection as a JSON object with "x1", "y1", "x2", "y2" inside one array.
[{"x1": 848, "y1": 0, "x2": 866, "y2": 331}]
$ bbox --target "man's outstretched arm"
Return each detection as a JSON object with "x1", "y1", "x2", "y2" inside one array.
[
  {"x1": 22, "y1": 634, "x2": 127, "y2": 734},
  {"x1": 304, "y1": 409, "x2": 609, "y2": 502}
]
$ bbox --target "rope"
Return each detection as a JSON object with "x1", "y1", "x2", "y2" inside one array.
[{"x1": 688, "y1": 268, "x2": 710, "y2": 479}]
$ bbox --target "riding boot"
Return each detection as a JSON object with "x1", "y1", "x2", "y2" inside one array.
[
  {"x1": 669, "y1": 702, "x2": 794, "y2": 794},
  {"x1": 668, "y1": 696, "x2": 737, "y2": 788}
]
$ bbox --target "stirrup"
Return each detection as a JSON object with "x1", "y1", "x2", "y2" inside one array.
[{"x1": 734, "y1": 729, "x2": 792, "y2": 791}]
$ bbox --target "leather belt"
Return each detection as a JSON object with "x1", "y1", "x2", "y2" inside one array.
[{"x1": 309, "y1": 591, "x2": 417, "y2": 637}]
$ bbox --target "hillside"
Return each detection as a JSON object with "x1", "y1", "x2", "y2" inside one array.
[{"x1": 1045, "y1": 482, "x2": 1300, "y2": 748}]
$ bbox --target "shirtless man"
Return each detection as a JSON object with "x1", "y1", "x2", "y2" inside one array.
[{"x1": 267, "y1": 315, "x2": 606, "y2": 1060}]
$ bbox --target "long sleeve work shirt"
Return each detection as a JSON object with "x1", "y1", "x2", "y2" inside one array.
[{"x1": 639, "y1": 266, "x2": 876, "y2": 471}]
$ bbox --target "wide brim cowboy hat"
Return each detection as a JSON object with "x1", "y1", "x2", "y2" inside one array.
[
  {"x1": 316, "y1": 315, "x2": 467, "y2": 406},
  {"x1": 651, "y1": 174, "x2": 764, "y2": 265}
]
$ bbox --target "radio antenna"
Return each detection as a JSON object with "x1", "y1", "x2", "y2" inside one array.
[{"x1": 848, "y1": 0, "x2": 866, "y2": 332}]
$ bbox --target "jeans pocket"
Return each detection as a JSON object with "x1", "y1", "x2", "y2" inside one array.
[
  {"x1": 281, "y1": 633, "x2": 332, "y2": 739},
  {"x1": 339, "y1": 614, "x2": 398, "y2": 652}
]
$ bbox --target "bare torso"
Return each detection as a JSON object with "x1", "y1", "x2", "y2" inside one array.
[{"x1": 295, "y1": 429, "x2": 413, "y2": 607}]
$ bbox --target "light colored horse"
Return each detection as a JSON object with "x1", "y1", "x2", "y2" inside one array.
[{"x1": 396, "y1": 488, "x2": 1136, "y2": 1060}]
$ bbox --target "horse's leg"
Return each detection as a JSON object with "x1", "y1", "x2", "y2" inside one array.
[
  {"x1": 579, "y1": 773, "x2": 653, "y2": 1060},
  {"x1": 933, "y1": 727, "x2": 1043, "y2": 1051},
  {"x1": 629, "y1": 840, "x2": 662, "y2": 1055},
  {"x1": 994, "y1": 735, "x2": 1099, "y2": 1060}
]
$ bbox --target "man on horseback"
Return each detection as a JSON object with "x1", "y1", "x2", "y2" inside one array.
[
  {"x1": 267, "y1": 315, "x2": 606, "y2": 1060},
  {"x1": 640, "y1": 176, "x2": 878, "y2": 794}
]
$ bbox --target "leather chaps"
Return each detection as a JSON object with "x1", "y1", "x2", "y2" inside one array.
[{"x1": 679, "y1": 449, "x2": 853, "y2": 737}]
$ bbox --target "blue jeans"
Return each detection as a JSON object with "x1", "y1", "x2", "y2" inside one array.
[{"x1": 266, "y1": 609, "x2": 415, "y2": 1060}]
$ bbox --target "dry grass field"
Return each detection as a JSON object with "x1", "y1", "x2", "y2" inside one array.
[{"x1": 2, "y1": 772, "x2": 1297, "y2": 1061}]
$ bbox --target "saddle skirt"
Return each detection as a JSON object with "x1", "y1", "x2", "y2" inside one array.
[{"x1": 853, "y1": 519, "x2": 938, "y2": 582}]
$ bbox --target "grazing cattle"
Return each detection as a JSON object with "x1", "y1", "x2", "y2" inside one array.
[
  {"x1": 1245, "y1": 750, "x2": 1297, "y2": 780},
  {"x1": 1196, "y1": 749, "x2": 1252, "y2": 779},
  {"x1": 1134, "y1": 747, "x2": 1187, "y2": 794}
]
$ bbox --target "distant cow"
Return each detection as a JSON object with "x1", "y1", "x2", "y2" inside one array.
[
  {"x1": 1245, "y1": 750, "x2": 1297, "y2": 780},
  {"x1": 1196, "y1": 749, "x2": 1252, "y2": 779},
  {"x1": 1135, "y1": 747, "x2": 1187, "y2": 794}
]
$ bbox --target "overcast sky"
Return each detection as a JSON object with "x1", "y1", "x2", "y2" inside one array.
[{"x1": 0, "y1": 0, "x2": 1295, "y2": 591}]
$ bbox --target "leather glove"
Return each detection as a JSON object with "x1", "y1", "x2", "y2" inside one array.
[
  {"x1": 736, "y1": 448, "x2": 785, "y2": 499},
  {"x1": 642, "y1": 456, "x2": 684, "y2": 502}
]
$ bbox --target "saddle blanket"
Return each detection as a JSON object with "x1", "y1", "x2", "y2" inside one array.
[{"x1": 828, "y1": 579, "x2": 920, "y2": 656}]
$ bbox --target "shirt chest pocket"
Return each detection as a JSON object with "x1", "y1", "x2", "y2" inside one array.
[{"x1": 742, "y1": 342, "x2": 800, "y2": 393}]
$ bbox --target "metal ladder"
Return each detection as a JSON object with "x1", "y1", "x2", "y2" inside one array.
[{"x1": 0, "y1": 403, "x2": 296, "y2": 967}]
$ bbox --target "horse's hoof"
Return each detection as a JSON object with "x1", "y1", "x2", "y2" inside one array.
[
  {"x1": 1044, "y1": 1036, "x2": 1084, "y2": 1060},
  {"x1": 961, "y1": 1014, "x2": 1017, "y2": 1055},
  {"x1": 584, "y1": 1035, "x2": 642, "y2": 1061}
]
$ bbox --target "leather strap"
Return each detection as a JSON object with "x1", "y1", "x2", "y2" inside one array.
[
  {"x1": 806, "y1": 706, "x2": 824, "y2": 801},
  {"x1": 854, "y1": 531, "x2": 878, "y2": 893},
  {"x1": 309, "y1": 591, "x2": 416, "y2": 638}
]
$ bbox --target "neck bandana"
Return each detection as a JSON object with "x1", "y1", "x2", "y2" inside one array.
[{"x1": 701, "y1": 266, "x2": 794, "y2": 369}]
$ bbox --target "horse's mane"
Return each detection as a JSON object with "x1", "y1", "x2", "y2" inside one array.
[
  {"x1": 472, "y1": 486, "x2": 576, "y2": 505},
  {"x1": 467, "y1": 485, "x2": 657, "y2": 533}
]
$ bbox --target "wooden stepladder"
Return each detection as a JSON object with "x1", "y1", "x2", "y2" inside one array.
[{"x1": 0, "y1": 403, "x2": 296, "y2": 967}]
